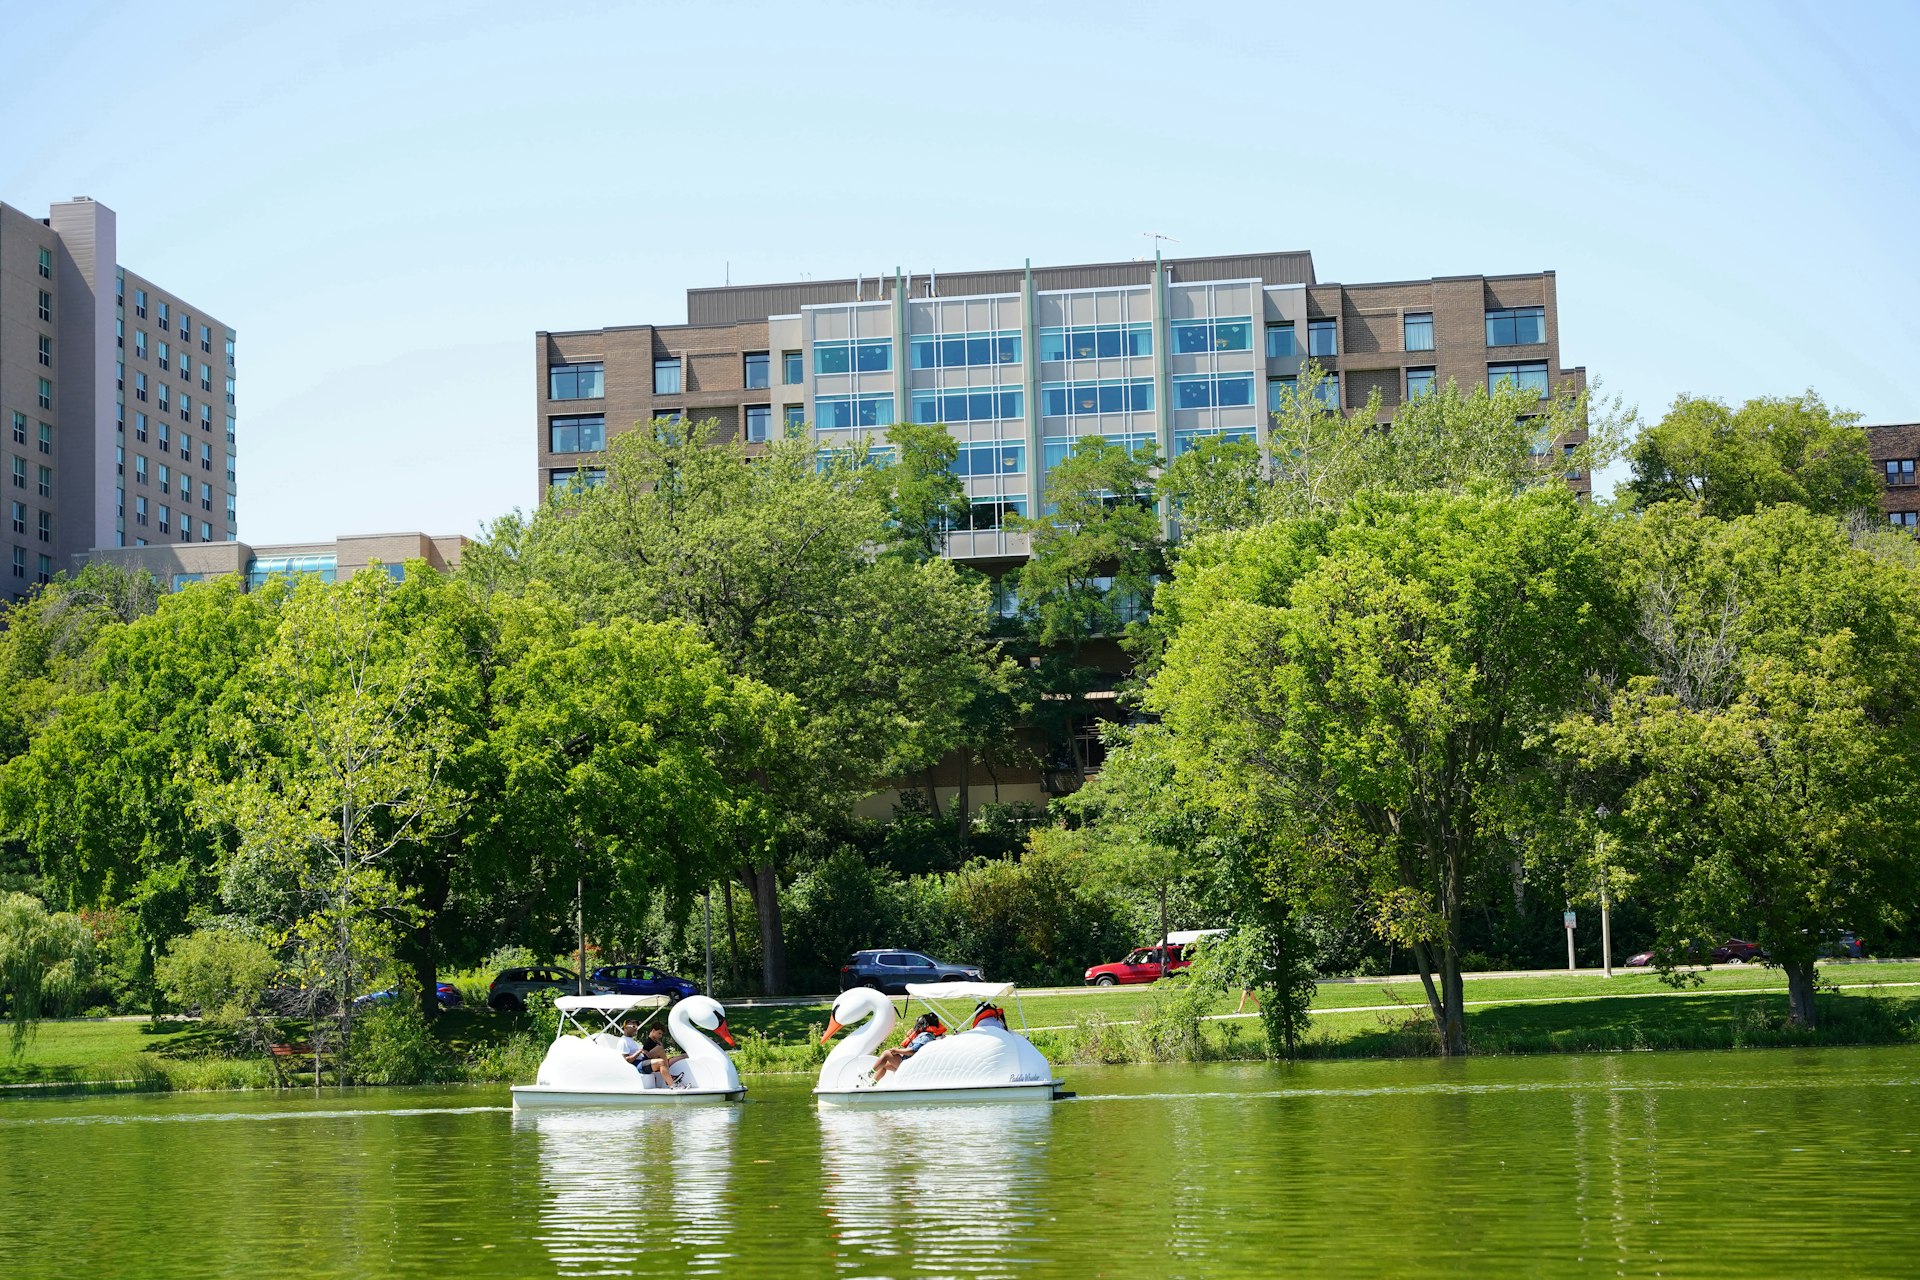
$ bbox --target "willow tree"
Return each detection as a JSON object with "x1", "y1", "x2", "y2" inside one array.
[{"x1": 1148, "y1": 487, "x2": 1621, "y2": 1054}]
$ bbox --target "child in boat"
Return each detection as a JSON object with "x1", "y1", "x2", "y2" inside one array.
[
  {"x1": 968, "y1": 1003, "x2": 1007, "y2": 1030},
  {"x1": 642, "y1": 1023, "x2": 688, "y2": 1088},
  {"x1": 870, "y1": 1013, "x2": 945, "y2": 1083}
]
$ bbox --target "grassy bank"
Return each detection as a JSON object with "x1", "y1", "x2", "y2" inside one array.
[{"x1": 7, "y1": 963, "x2": 1917, "y2": 1094}]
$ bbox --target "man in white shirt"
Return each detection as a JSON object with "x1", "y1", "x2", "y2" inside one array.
[{"x1": 617, "y1": 1020, "x2": 646, "y2": 1074}]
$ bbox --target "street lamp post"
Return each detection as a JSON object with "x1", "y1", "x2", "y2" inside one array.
[{"x1": 1595, "y1": 805, "x2": 1613, "y2": 979}]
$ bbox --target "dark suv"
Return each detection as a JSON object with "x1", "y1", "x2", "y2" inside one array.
[{"x1": 840, "y1": 949, "x2": 983, "y2": 994}]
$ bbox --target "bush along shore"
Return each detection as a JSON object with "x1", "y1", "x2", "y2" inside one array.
[{"x1": 8, "y1": 963, "x2": 1919, "y2": 1095}]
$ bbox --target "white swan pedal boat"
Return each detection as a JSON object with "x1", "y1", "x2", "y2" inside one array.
[
  {"x1": 816, "y1": 981, "x2": 1065, "y2": 1106},
  {"x1": 511, "y1": 993, "x2": 746, "y2": 1108}
]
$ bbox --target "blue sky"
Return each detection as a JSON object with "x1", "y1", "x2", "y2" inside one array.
[{"x1": 4, "y1": 0, "x2": 1915, "y2": 541}]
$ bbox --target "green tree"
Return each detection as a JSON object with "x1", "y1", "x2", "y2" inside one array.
[
  {"x1": 0, "y1": 891, "x2": 94, "y2": 1049},
  {"x1": 1557, "y1": 504, "x2": 1920, "y2": 1025},
  {"x1": 477, "y1": 420, "x2": 1008, "y2": 993},
  {"x1": 0, "y1": 577, "x2": 280, "y2": 1004},
  {"x1": 860, "y1": 421, "x2": 970, "y2": 562},
  {"x1": 1625, "y1": 391, "x2": 1878, "y2": 518},
  {"x1": 1147, "y1": 487, "x2": 1622, "y2": 1054},
  {"x1": 489, "y1": 616, "x2": 795, "y2": 958},
  {"x1": 1009, "y1": 435, "x2": 1165, "y2": 647},
  {"x1": 154, "y1": 927, "x2": 277, "y2": 1035}
]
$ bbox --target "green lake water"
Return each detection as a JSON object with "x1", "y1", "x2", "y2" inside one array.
[{"x1": 3, "y1": 1046, "x2": 1918, "y2": 1279}]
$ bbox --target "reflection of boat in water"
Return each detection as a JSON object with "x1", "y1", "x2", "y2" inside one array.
[
  {"x1": 819, "y1": 1102, "x2": 1054, "y2": 1273},
  {"x1": 816, "y1": 983, "x2": 1065, "y2": 1105},
  {"x1": 512, "y1": 994, "x2": 745, "y2": 1108},
  {"x1": 517, "y1": 1104, "x2": 739, "y2": 1275}
]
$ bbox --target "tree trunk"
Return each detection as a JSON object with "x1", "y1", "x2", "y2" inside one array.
[
  {"x1": 1158, "y1": 884, "x2": 1169, "y2": 975},
  {"x1": 1785, "y1": 960, "x2": 1819, "y2": 1028},
  {"x1": 746, "y1": 861, "x2": 788, "y2": 996},
  {"x1": 956, "y1": 751, "x2": 971, "y2": 852},
  {"x1": 407, "y1": 858, "x2": 450, "y2": 1023},
  {"x1": 1439, "y1": 944, "x2": 1467, "y2": 1056},
  {"x1": 723, "y1": 876, "x2": 742, "y2": 985}
]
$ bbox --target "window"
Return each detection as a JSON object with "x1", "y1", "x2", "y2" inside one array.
[
  {"x1": 1040, "y1": 379, "x2": 1156, "y2": 417},
  {"x1": 652, "y1": 358, "x2": 682, "y2": 394},
  {"x1": 199, "y1": 363, "x2": 211, "y2": 391},
  {"x1": 136, "y1": 330, "x2": 148, "y2": 359},
  {"x1": 653, "y1": 409, "x2": 683, "y2": 425},
  {"x1": 910, "y1": 387, "x2": 1024, "y2": 424},
  {"x1": 1312, "y1": 374, "x2": 1341, "y2": 411},
  {"x1": 36, "y1": 335, "x2": 51, "y2": 367},
  {"x1": 38, "y1": 379, "x2": 51, "y2": 410},
  {"x1": 225, "y1": 376, "x2": 235, "y2": 405},
  {"x1": 908, "y1": 331, "x2": 1022, "y2": 369},
  {"x1": 9, "y1": 412, "x2": 22, "y2": 445},
  {"x1": 1406, "y1": 367, "x2": 1436, "y2": 399},
  {"x1": 201, "y1": 482, "x2": 212, "y2": 511},
  {"x1": 200, "y1": 521, "x2": 212, "y2": 542},
  {"x1": 10, "y1": 546, "x2": 22, "y2": 579},
  {"x1": 951, "y1": 496, "x2": 1028, "y2": 532},
  {"x1": 37, "y1": 423, "x2": 51, "y2": 454},
  {"x1": 1266, "y1": 322, "x2": 1296, "y2": 358},
  {"x1": 134, "y1": 289, "x2": 147, "y2": 318},
  {"x1": 158, "y1": 385, "x2": 169, "y2": 413},
  {"x1": 1564, "y1": 442, "x2": 1582, "y2": 479},
  {"x1": 116, "y1": 444, "x2": 124, "y2": 475},
  {"x1": 158, "y1": 341, "x2": 170, "y2": 371},
  {"x1": 135, "y1": 372, "x2": 147, "y2": 402},
  {"x1": 1170, "y1": 317, "x2": 1253, "y2": 354},
  {"x1": 1403, "y1": 312, "x2": 1435, "y2": 352},
  {"x1": 226, "y1": 453, "x2": 236, "y2": 482},
  {"x1": 200, "y1": 324, "x2": 212, "y2": 353},
  {"x1": 951, "y1": 443, "x2": 1025, "y2": 477},
  {"x1": 1890, "y1": 511, "x2": 1918, "y2": 529},
  {"x1": 1172, "y1": 374, "x2": 1256, "y2": 409},
  {"x1": 9, "y1": 502, "x2": 22, "y2": 534},
  {"x1": 136, "y1": 455, "x2": 148, "y2": 484},
  {"x1": 548, "y1": 362, "x2": 605, "y2": 400},
  {"x1": 1885, "y1": 459, "x2": 1916, "y2": 486},
  {"x1": 783, "y1": 350, "x2": 803, "y2": 384},
  {"x1": 179, "y1": 313, "x2": 191, "y2": 339},
  {"x1": 1486, "y1": 306, "x2": 1546, "y2": 346},
  {"x1": 1173, "y1": 427, "x2": 1255, "y2": 457},
  {"x1": 548, "y1": 467, "x2": 607, "y2": 492},
  {"x1": 1038, "y1": 324, "x2": 1153, "y2": 362},
  {"x1": 814, "y1": 394, "x2": 894, "y2": 430},
  {"x1": 135, "y1": 495, "x2": 148, "y2": 525},
  {"x1": 10, "y1": 457, "x2": 24, "y2": 488},
  {"x1": 35, "y1": 554, "x2": 50, "y2": 585},
  {"x1": 1267, "y1": 376, "x2": 1296, "y2": 412},
  {"x1": 157, "y1": 302, "x2": 169, "y2": 328},
  {"x1": 1042, "y1": 433, "x2": 1157, "y2": 470},
  {"x1": 136, "y1": 413, "x2": 148, "y2": 442},
  {"x1": 36, "y1": 509, "x2": 50, "y2": 543},
  {"x1": 548, "y1": 414, "x2": 605, "y2": 453},
  {"x1": 783, "y1": 404, "x2": 805, "y2": 431},
  {"x1": 159, "y1": 463, "x2": 172, "y2": 493},
  {"x1": 744, "y1": 404, "x2": 772, "y2": 443},
  {"x1": 37, "y1": 290, "x2": 50, "y2": 322},
  {"x1": 38, "y1": 467, "x2": 52, "y2": 498},
  {"x1": 1488, "y1": 361, "x2": 1550, "y2": 397},
  {"x1": 37, "y1": 247, "x2": 53, "y2": 279},
  {"x1": 1308, "y1": 320, "x2": 1337, "y2": 357},
  {"x1": 159, "y1": 504, "x2": 172, "y2": 533},
  {"x1": 813, "y1": 341, "x2": 891, "y2": 375},
  {"x1": 743, "y1": 351, "x2": 770, "y2": 389}
]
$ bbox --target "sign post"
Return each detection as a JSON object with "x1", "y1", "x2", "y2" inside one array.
[{"x1": 1564, "y1": 910, "x2": 1577, "y2": 972}]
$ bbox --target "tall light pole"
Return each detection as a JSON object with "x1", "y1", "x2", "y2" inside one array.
[
  {"x1": 704, "y1": 885, "x2": 715, "y2": 995},
  {"x1": 1596, "y1": 805, "x2": 1614, "y2": 979}
]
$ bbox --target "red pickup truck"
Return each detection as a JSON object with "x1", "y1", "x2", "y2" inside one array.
[{"x1": 1084, "y1": 945, "x2": 1190, "y2": 987}]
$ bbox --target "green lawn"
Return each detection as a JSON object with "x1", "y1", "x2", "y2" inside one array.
[{"x1": 7, "y1": 961, "x2": 1916, "y2": 1091}]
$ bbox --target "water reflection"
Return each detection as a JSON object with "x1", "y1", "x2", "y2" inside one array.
[
  {"x1": 518, "y1": 1105, "x2": 740, "y2": 1276},
  {"x1": 818, "y1": 1103, "x2": 1053, "y2": 1278}
]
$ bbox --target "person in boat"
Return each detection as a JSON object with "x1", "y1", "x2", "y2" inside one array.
[
  {"x1": 642, "y1": 1023, "x2": 688, "y2": 1088},
  {"x1": 968, "y1": 1003, "x2": 1007, "y2": 1030},
  {"x1": 871, "y1": 1012, "x2": 945, "y2": 1083},
  {"x1": 617, "y1": 1020, "x2": 647, "y2": 1071}
]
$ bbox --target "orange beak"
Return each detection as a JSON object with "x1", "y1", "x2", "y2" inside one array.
[
  {"x1": 821, "y1": 1016, "x2": 844, "y2": 1045},
  {"x1": 714, "y1": 1018, "x2": 736, "y2": 1049}
]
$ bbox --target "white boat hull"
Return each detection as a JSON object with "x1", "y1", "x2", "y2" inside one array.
[
  {"x1": 814, "y1": 1080, "x2": 1064, "y2": 1107},
  {"x1": 511, "y1": 1084, "x2": 745, "y2": 1108}
]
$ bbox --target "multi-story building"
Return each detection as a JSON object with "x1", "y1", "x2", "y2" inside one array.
[
  {"x1": 83, "y1": 530, "x2": 467, "y2": 593},
  {"x1": 1, "y1": 196, "x2": 236, "y2": 603},
  {"x1": 535, "y1": 250, "x2": 1587, "y2": 573},
  {"x1": 1867, "y1": 424, "x2": 1920, "y2": 530}
]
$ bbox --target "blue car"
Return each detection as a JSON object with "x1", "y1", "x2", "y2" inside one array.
[
  {"x1": 353, "y1": 982, "x2": 462, "y2": 1010},
  {"x1": 590, "y1": 964, "x2": 699, "y2": 1001}
]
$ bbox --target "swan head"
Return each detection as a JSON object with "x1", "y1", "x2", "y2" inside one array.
[
  {"x1": 676, "y1": 994, "x2": 735, "y2": 1048},
  {"x1": 821, "y1": 986, "x2": 890, "y2": 1044}
]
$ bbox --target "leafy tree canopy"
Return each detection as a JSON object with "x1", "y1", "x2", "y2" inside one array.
[{"x1": 1625, "y1": 390, "x2": 1877, "y2": 519}]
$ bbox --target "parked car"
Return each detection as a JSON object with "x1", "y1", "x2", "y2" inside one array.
[
  {"x1": 353, "y1": 982, "x2": 462, "y2": 1010},
  {"x1": 839, "y1": 949, "x2": 983, "y2": 994},
  {"x1": 1818, "y1": 932, "x2": 1866, "y2": 959},
  {"x1": 488, "y1": 966, "x2": 605, "y2": 1012},
  {"x1": 1625, "y1": 950, "x2": 1655, "y2": 968},
  {"x1": 1084, "y1": 945, "x2": 1192, "y2": 987},
  {"x1": 590, "y1": 963, "x2": 698, "y2": 1001},
  {"x1": 1711, "y1": 939, "x2": 1768, "y2": 964}
]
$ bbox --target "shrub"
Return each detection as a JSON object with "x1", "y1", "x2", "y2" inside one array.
[
  {"x1": 480, "y1": 943, "x2": 539, "y2": 975},
  {"x1": 349, "y1": 996, "x2": 456, "y2": 1085},
  {"x1": 155, "y1": 928, "x2": 276, "y2": 1030}
]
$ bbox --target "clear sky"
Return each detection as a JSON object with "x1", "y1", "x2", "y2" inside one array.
[{"x1": 3, "y1": 0, "x2": 1915, "y2": 541}]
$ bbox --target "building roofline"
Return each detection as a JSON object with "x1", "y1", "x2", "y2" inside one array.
[{"x1": 683, "y1": 249, "x2": 1316, "y2": 300}]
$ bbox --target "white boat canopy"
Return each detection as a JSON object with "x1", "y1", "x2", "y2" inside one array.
[
  {"x1": 903, "y1": 981, "x2": 1015, "y2": 1002},
  {"x1": 1165, "y1": 929, "x2": 1227, "y2": 945},
  {"x1": 555, "y1": 994, "x2": 671, "y2": 1012}
]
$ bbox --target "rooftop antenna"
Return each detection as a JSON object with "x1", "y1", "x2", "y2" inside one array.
[
  {"x1": 1142, "y1": 231, "x2": 1180, "y2": 254},
  {"x1": 929, "y1": 266, "x2": 937, "y2": 298},
  {"x1": 725, "y1": 260, "x2": 730, "y2": 286}
]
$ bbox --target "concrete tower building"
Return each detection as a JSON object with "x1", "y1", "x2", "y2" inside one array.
[{"x1": 1, "y1": 196, "x2": 236, "y2": 601}]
